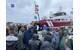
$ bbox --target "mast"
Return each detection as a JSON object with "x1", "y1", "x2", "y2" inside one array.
[{"x1": 34, "y1": 0, "x2": 40, "y2": 21}]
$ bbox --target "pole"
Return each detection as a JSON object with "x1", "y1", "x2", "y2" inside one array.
[
  {"x1": 34, "y1": 0, "x2": 40, "y2": 21},
  {"x1": 38, "y1": 13, "x2": 40, "y2": 21}
]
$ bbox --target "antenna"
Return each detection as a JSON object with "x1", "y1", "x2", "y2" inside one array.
[
  {"x1": 71, "y1": 8, "x2": 73, "y2": 14},
  {"x1": 58, "y1": 6, "x2": 62, "y2": 12},
  {"x1": 49, "y1": 11, "x2": 53, "y2": 19}
]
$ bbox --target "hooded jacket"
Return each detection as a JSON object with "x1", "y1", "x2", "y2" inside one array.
[{"x1": 23, "y1": 28, "x2": 33, "y2": 47}]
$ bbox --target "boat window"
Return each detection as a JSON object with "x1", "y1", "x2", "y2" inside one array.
[{"x1": 54, "y1": 12, "x2": 66, "y2": 16}]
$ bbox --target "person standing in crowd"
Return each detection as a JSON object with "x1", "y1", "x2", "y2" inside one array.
[
  {"x1": 6, "y1": 26, "x2": 18, "y2": 50},
  {"x1": 23, "y1": 26, "x2": 34, "y2": 50},
  {"x1": 40, "y1": 30, "x2": 48, "y2": 42},
  {"x1": 58, "y1": 35, "x2": 66, "y2": 50},
  {"x1": 51, "y1": 29, "x2": 60, "y2": 50},
  {"x1": 29, "y1": 34, "x2": 41, "y2": 50},
  {"x1": 17, "y1": 26, "x2": 25, "y2": 50},
  {"x1": 8, "y1": 26, "x2": 18, "y2": 36},
  {"x1": 40, "y1": 32, "x2": 54, "y2": 50},
  {"x1": 59, "y1": 27, "x2": 70, "y2": 50},
  {"x1": 43, "y1": 25, "x2": 48, "y2": 31}
]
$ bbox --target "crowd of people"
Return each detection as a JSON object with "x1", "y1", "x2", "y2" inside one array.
[{"x1": 6, "y1": 23, "x2": 73, "y2": 50}]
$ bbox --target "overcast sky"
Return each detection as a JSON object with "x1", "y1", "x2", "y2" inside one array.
[{"x1": 6, "y1": 0, "x2": 73, "y2": 23}]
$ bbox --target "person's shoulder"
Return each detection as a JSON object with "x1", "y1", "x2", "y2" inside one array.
[
  {"x1": 6, "y1": 35, "x2": 18, "y2": 41},
  {"x1": 24, "y1": 30, "x2": 28, "y2": 34}
]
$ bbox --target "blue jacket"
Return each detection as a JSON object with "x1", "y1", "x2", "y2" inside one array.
[{"x1": 23, "y1": 28, "x2": 33, "y2": 47}]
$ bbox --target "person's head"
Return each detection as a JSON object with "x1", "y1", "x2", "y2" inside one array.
[
  {"x1": 24, "y1": 25, "x2": 27, "y2": 30},
  {"x1": 29, "y1": 26, "x2": 35, "y2": 33},
  {"x1": 9, "y1": 26, "x2": 15, "y2": 34},
  {"x1": 27, "y1": 24, "x2": 33, "y2": 29},
  {"x1": 32, "y1": 34, "x2": 39, "y2": 40},
  {"x1": 20, "y1": 26, "x2": 25, "y2": 32},
  {"x1": 43, "y1": 25, "x2": 47, "y2": 27},
  {"x1": 47, "y1": 32, "x2": 51, "y2": 36},
  {"x1": 44, "y1": 35, "x2": 52, "y2": 42}
]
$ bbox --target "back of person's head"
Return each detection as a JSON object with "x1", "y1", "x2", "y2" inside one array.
[
  {"x1": 20, "y1": 26, "x2": 25, "y2": 32},
  {"x1": 32, "y1": 34, "x2": 39, "y2": 40},
  {"x1": 27, "y1": 24, "x2": 33, "y2": 29},
  {"x1": 24, "y1": 25, "x2": 27, "y2": 30},
  {"x1": 44, "y1": 35, "x2": 52, "y2": 42},
  {"x1": 47, "y1": 32, "x2": 51, "y2": 36},
  {"x1": 42, "y1": 30, "x2": 47, "y2": 37},
  {"x1": 9, "y1": 26, "x2": 15, "y2": 34},
  {"x1": 9, "y1": 26, "x2": 14, "y2": 31}
]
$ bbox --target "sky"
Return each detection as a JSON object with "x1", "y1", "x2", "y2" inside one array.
[{"x1": 6, "y1": 0, "x2": 73, "y2": 24}]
